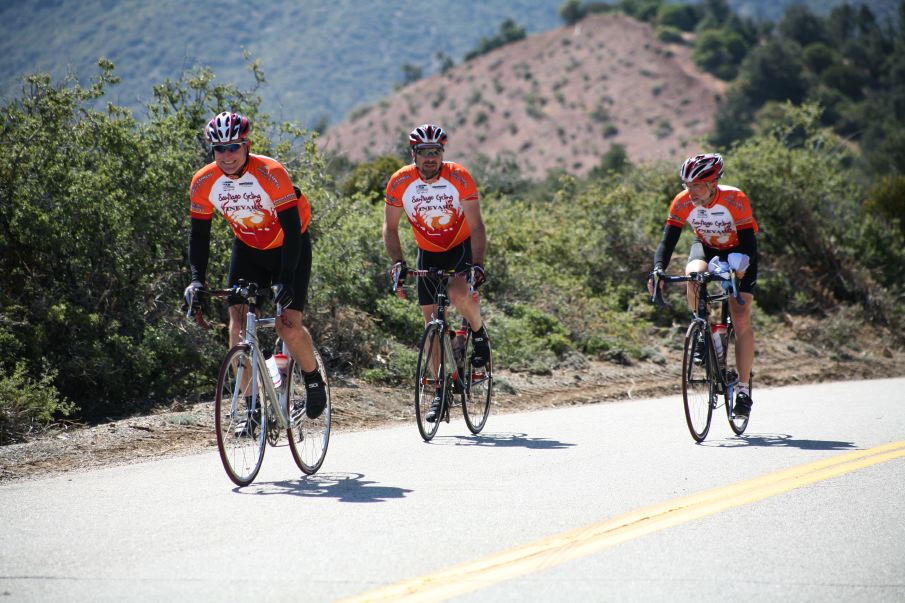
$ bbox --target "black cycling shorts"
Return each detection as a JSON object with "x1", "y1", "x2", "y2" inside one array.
[
  {"x1": 227, "y1": 231, "x2": 312, "y2": 311},
  {"x1": 688, "y1": 239, "x2": 757, "y2": 294},
  {"x1": 416, "y1": 240, "x2": 472, "y2": 306}
]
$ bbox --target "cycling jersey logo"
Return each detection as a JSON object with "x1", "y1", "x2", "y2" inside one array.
[
  {"x1": 190, "y1": 172, "x2": 214, "y2": 197},
  {"x1": 256, "y1": 165, "x2": 280, "y2": 189},
  {"x1": 411, "y1": 192, "x2": 459, "y2": 233},
  {"x1": 450, "y1": 171, "x2": 468, "y2": 188}
]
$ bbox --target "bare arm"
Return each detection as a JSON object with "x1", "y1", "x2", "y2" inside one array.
[{"x1": 463, "y1": 199, "x2": 486, "y2": 265}]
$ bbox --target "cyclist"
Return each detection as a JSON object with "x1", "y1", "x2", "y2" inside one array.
[
  {"x1": 647, "y1": 153, "x2": 758, "y2": 418},
  {"x1": 185, "y1": 111, "x2": 326, "y2": 419},
  {"x1": 384, "y1": 123, "x2": 490, "y2": 422}
]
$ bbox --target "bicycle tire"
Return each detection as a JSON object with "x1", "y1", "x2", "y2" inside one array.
[
  {"x1": 462, "y1": 329, "x2": 492, "y2": 434},
  {"x1": 682, "y1": 322, "x2": 714, "y2": 442},
  {"x1": 723, "y1": 325, "x2": 750, "y2": 435},
  {"x1": 287, "y1": 350, "x2": 331, "y2": 475},
  {"x1": 215, "y1": 345, "x2": 267, "y2": 486},
  {"x1": 415, "y1": 324, "x2": 443, "y2": 441}
]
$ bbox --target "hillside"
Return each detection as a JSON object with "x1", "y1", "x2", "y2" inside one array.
[
  {"x1": 0, "y1": 0, "x2": 564, "y2": 128},
  {"x1": 320, "y1": 13, "x2": 728, "y2": 175},
  {"x1": 0, "y1": 1, "x2": 896, "y2": 134}
]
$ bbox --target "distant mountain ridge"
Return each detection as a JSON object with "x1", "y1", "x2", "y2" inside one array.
[
  {"x1": 0, "y1": 0, "x2": 896, "y2": 134},
  {"x1": 321, "y1": 12, "x2": 727, "y2": 176}
]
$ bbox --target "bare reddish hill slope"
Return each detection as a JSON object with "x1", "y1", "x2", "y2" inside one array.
[{"x1": 320, "y1": 13, "x2": 728, "y2": 177}]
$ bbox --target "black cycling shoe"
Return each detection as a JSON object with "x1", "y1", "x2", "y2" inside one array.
[
  {"x1": 304, "y1": 375, "x2": 327, "y2": 419},
  {"x1": 426, "y1": 389, "x2": 443, "y2": 423},
  {"x1": 470, "y1": 327, "x2": 491, "y2": 368},
  {"x1": 734, "y1": 391, "x2": 753, "y2": 418}
]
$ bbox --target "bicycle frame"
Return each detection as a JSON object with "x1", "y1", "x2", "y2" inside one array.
[
  {"x1": 205, "y1": 282, "x2": 293, "y2": 431},
  {"x1": 409, "y1": 268, "x2": 471, "y2": 397},
  {"x1": 237, "y1": 312, "x2": 292, "y2": 432},
  {"x1": 659, "y1": 271, "x2": 738, "y2": 393}
]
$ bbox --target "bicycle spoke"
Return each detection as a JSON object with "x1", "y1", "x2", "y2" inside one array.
[
  {"x1": 287, "y1": 350, "x2": 331, "y2": 475},
  {"x1": 415, "y1": 325, "x2": 442, "y2": 441},
  {"x1": 215, "y1": 346, "x2": 266, "y2": 486},
  {"x1": 723, "y1": 326, "x2": 750, "y2": 435},
  {"x1": 682, "y1": 322, "x2": 713, "y2": 442},
  {"x1": 462, "y1": 329, "x2": 492, "y2": 434}
]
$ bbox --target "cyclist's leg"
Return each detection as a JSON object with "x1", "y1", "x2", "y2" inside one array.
[
  {"x1": 417, "y1": 264, "x2": 441, "y2": 376},
  {"x1": 274, "y1": 232, "x2": 317, "y2": 373},
  {"x1": 685, "y1": 239, "x2": 709, "y2": 312},
  {"x1": 444, "y1": 240, "x2": 482, "y2": 330},
  {"x1": 226, "y1": 239, "x2": 263, "y2": 347},
  {"x1": 729, "y1": 256, "x2": 757, "y2": 386}
]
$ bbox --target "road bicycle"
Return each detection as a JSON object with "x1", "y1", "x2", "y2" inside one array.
[
  {"x1": 652, "y1": 269, "x2": 750, "y2": 442},
  {"x1": 391, "y1": 267, "x2": 493, "y2": 442},
  {"x1": 187, "y1": 281, "x2": 331, "y2": 485}
]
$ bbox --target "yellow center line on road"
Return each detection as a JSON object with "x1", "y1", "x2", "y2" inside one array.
[{"x1": 340, "y1": 440, "x2": 905, "y2": 603}]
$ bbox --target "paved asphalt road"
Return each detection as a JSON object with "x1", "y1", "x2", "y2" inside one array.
[{"x1": 2, "y1": 378, "x2": 904, "y2": 602}]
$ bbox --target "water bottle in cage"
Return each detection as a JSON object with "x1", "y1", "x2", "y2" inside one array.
[
  {"x1": 266, "y1": 353, "x2": 289, "y2": 389},
  {"x1": 452, "y1": 328, "x2": 467, "y2": 371},
  {"x1": 711, "y1": 324, "x2": 727, "y2": 362}
]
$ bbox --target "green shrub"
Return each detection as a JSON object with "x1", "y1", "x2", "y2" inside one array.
[{"x1": 0, "y1": 362, "x2": 76, "y2": 443}]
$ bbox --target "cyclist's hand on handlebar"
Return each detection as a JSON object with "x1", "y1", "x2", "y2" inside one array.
[
  {"x1": 183, "y1": 281, "x2": 206, "y2": 317},
  {"x1": 390, "y1": 260, "x2": 408, "y2": 295},
  {"x1": 469, "y1": 263, "x2": 486, "y2": 289},
  {"x1": 647, "y1": 268, "x2": 664, "y2": 297},
  {"x1": 273, "y1": 283, "x2": 294, "y2": 309}
]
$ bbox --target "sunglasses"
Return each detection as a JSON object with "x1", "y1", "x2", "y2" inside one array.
[
  {"x1": 415, "y1": 148, "x2": 443, "y2": 158},
  {"x1": 212, "y1": 142, "x2": 246, "y2": 154}
]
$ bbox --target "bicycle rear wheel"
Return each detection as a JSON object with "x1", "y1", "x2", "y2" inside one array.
[
  {"x1": 415, "y1": 324, "x2": 443, "y2": 441},
  {"x1": 723, "y1": 325, "x2": 750, "y2": 435},
  {"x1": 215, "y1": 345, "x2": 267, "y2": 486},
  {"x1": 287, "y1": 350, "x2": 331, "y2": 475},
  {"x1": 682, "y1": 322, "x2": 714, "y2": 442},
  {"x1": 462, "y1": 329, "x2": 492, "y2": 434}
]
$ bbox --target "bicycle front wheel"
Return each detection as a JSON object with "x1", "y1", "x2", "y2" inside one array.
[
  {"x1": 682, "y1": 322, "x2": 714, "y2": 442},
  {"x1": 723, "y1": 326, "x2": 749, "y2": 436},
  {"x1": 462, "y1": 329, "x2": 492, "y2": 434},
  {"x1": 287, "y1": 350, "x2": 331, "y2": 475},
  {"x1": 415, "y1": 324, "x2": 443, "y2": 441},
  {"x1": 215, "y1": 345, "x2": 267, "y2": 486}
]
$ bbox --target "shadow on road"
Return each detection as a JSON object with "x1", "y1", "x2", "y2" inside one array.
[
  {"x1": 704, "y1": 433, "x2": 858, "y2": 450},
  {"x1": 238, "y1": 471, "x2": 413, "y2": 502},
  {"x1": 431, "y1": 432, "x2": 575, "y2": 450}
]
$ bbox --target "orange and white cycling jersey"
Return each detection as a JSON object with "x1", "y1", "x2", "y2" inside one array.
[
  {"x1": 385, "y1": 162, "x2": 480, "y2": 252},
  {"x1": 666, "y1": 185, "x2": 758, "y2": 250},
  {"x1": 189, "y1": 154, "x2": 311, "y2": 250}
]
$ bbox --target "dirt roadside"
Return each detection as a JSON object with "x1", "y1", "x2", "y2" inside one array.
[{"x1": 2, "y1": 318, "x2": 903, "y2": 483}]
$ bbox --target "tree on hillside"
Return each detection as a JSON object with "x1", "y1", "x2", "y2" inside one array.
[
  {"x1": 559, "y1": 0, "x2": 587, "y2": 26},
  {"x1": 464, "y1": 19, "x2": 527, "y2": 61},
  {"x1": 778, "y1": 5, "x2": 827, "y2": 47},
  {"x1": 656, "y1": 3, "x2": 699, "y2": 32},
  {"x1": 737, "y1": 38, "x2": 809, "y2": 106},
  {"x1": 692, "y1": 28, "x2": 750, "y2": 80}
]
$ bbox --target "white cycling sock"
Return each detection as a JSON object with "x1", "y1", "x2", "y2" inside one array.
[{"x1": 738, "y1": 383, "x2": 750, "y2": 396}]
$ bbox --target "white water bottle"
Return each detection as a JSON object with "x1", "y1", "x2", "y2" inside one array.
[
  {"x1": 711, "y1": 324, "x2": 726, "y2": 358},
  {"x1": 266, "y1": 355, "x2": 282, "y2": 388}
]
